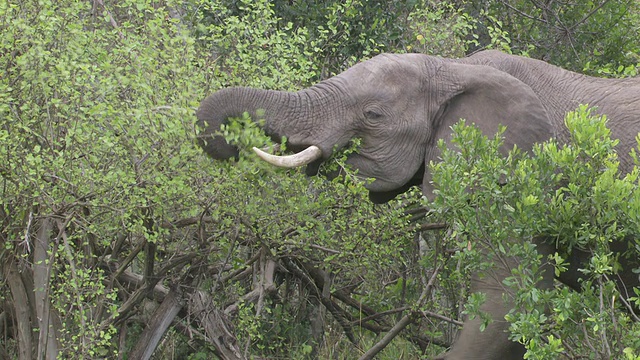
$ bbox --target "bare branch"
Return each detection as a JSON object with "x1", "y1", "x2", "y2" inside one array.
[
  {"x1": 419, "y1": 222, "x2": 447, "y2": 231},
  {"x1": 569, "y1": 0, "x2": 613, "y2": 30},
  {"x1": 128, "y1": 286, "x2": 185, "y2": 360},
  {"x1": 224, "y1": 257, "x2": 277, "y2": 316},
  {"x1": 111, "y1": 237, "x2": 147, "y2": 280},
  {"x1": 353, "y1": 306, "x2": 411, "y2": 325},
  {"x1": 358, "y1": 312, "x2": 417, "y2": 360},
  {"x1": 117, "y1": 269, "x2": 169, "y2": 302},
  {"x1": 497, "y1": 0, "x2": 549, "y2": 24},
  {"x1": 190, "y1": 291, "x2": 246, "y2": 360},
  {"x1": 420, "y1": 310, "x2": 463, "y2": 326},
  {"x1": 286, "y1": 259, "x2": 358, "y2": 343},
  {"x1": 105, "y1": 254, "x2": 196, "y2": 329},
  {"x1": 159, "y1": 216, "x2": 216, "y2": 229}
]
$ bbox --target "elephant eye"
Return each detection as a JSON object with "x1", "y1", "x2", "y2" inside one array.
[{"x1": 364, "y1": 110, "x2": 383, "y2": 120}]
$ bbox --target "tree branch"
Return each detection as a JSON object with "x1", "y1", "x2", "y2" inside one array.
[
  {"x1": 92, "y1": 0, "x2": 125, "y2": 39},
  {"x1": 189, "y1": 290, "x2": 246, "y2": 360},
  {"x1": 224, "y1": 257, "x2": 277, "y2": 316},
  {"x1": 128, "y1": 286, "x2": 185, "y2": 360},
  {"x1": 358, "y1": 312, "x2": 417, "y2": 360}
]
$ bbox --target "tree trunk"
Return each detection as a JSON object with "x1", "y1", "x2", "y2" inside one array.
[
  {"x1": 33, "y1": 217, "x2": 60, "y2": 360},
  {"x1": 4, "y1": 258, "x2": 33, "y2": 360}
]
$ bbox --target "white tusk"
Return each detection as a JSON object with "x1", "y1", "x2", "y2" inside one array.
[{"x1": 252, "y1": 145, "x2": 322, "y2": 168}]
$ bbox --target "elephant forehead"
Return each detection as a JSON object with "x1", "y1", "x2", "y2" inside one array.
[{"x1": 342, "y1": 54, "x2": 425, "y2": 86}]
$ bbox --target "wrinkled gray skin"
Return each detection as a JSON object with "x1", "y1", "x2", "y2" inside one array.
[{"x1": 197, "y1": 50, "x2": 640, "y2": 359}]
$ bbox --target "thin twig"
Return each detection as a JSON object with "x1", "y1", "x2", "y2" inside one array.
[
  {"x1": 93, "y1": 0, "x2": 125, "y2": 39},
  {"x1": 20, "y1": 211, "x2": 33, "y2": 253},
  {"x1": 598, "y1": 278, "x2": 612, "y2": 358},
  {"x1": 420, "y1": 310, "x2": 464, "y2": 326}
]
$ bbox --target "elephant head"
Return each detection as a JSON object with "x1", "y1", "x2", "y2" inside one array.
[{"x1": 196, "y1": 53, "x2": 553, "y2": 203}]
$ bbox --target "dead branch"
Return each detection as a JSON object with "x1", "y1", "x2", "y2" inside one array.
[
  {"x1": 117, "y1": 268, "x2": 170, "y2": 302},
  {"x1": 110, "y1": 233, "x2": 128, "y2": 259},
  {"x1": 143, "y1": 241, "x2": 156, "y2": 283},
  {"x1": 419, "y1": 222, "x2": 447, "y2": 231},
  {"x1": 114, "y1": 265, "x2": 246, "y2": 359},
  {"x1": 420, "y1": 310, "x2": 463, "y2": 326},
  {"x1": 418, "y1": 262, "x2": 442, "y2": 305},
  {"x1": 189, "y1": 290, "x2": 245, "y2": 360},
  {"x1": 358, "y1": 312, "x2": 417, "y2": 360},
  {"x1": 224, "y1": 257, "x2": 277, "y2": 316},
  {"x1": 218, "y1": 251, "x2": 261, "y2": 285},
  {"x1": 286, "y1": 259, "x2": 357, "y2": 343},
  {"x1": 105, "y1": 253, "x2": 196, "y2": 329},
  {"x1": 128, "y1": 286, "x2": 185, "y2": 360},
  {"x1": 159, "y1": 216, "x2": 216, "y2": 229},
  {"x1": 111, "y1": 236, "x2": 147, "y2": 280},
  {"x1": 301, "y1": 265, "x2": 382, "y2": 329},
  {"x1": 353, "y1": 306, "x2": 411, "y2": 325}
]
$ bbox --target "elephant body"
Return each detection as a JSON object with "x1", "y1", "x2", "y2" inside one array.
[
  {"x1": 464, "y1": 51, "x2": 640, "y2": 172},
  {"x1": 197, "y1": 50, "x2": 640, "y2": 359}
]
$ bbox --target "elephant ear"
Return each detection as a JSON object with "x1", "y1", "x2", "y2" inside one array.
[{"x1": 422, "y1": 62, "x2": 553, "y2": 200}]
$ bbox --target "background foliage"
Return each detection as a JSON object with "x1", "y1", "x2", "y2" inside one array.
[{"x1": 1, "y1": 0, "x2": 638, "y2": 359}]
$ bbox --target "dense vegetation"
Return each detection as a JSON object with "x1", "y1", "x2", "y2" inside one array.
[{"x1": 1, "y1": 0, "x2": 639, "y2": 359}]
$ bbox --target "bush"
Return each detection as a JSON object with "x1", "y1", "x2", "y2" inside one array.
[
  {"x1": 429, "y1": 106, "x2": 640, "y2": 358},
  {"x1": 3, "y1": 0, "x2": 639, "y2": 358},
  {"x1": 467, "y1": 0, "x2": 640, "y2": 73},
  {"x1": 1, "y1": 1, "x2": 417, "y2": 358}
]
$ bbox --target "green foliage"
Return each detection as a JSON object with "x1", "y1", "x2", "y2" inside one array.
[
  {"x1": 201, "y1": 0, "x2": 486, "y2": 77},
  {"x1": 429, "y1": 106, "x2": 640, "y2": 358},
  {"x1": 200, "y1": 0, "x2": 320, "y2": 89},
  {"x1": 210, "y1": 114, "x2": 415, "y2": 357},
  {"x1": 468, "y1": 0, "x2": 640, "y2": 72},
  {"x1": 271, "y1": 0, "x2": 411, "y2": 75},
  {"x1": 1, "y1": 0, "x2": 211, "y2": 357},
  {"x1": 408, "y1": 1, "x2": 478, "y2": 57},
  {"x1": 3, "y1": 0, "x2": 639, "y2": 358}
]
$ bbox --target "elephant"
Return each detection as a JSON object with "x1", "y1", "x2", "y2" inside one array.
[{"x1": 196, "y1": 50, "x2": 640, "y2": 359}]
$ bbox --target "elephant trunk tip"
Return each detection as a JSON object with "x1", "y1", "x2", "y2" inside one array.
[{"x1": 196, "y1": 133, "x2": 239, "y2": 161}]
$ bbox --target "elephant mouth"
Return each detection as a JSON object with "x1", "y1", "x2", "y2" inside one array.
[
  {"x1": 367, "y1": 162, "x2": 425, "y2": 203},
  {"x1": 253, "y1": 143, "x2": 425, "y2": 203}
]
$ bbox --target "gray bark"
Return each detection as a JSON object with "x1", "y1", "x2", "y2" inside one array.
[
  {"x1": 4, "y1": 258, "x2": 33, "y2": 360},
  {"x1": 190, "y1": 290, "x2": 245, "y2": 360},
  {"x1": 128, "y1": 287, "x2": 185, "y2": 360},
  {"x1": 33, "y1": 218, "x2": 59, "y2": 360}
]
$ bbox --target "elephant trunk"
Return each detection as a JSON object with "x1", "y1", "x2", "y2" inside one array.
[{"x1": 196, "y1": 87, "x2": 305, "y2": 160}]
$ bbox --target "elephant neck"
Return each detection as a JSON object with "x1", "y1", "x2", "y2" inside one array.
[
  {"x1": 462, "y1": 51, "x2": 640, "y2": 174},
  {"x1": 463, "y1": 54, "x2": 593, "y2": 132}
]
